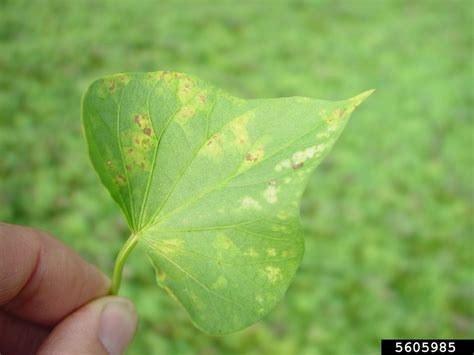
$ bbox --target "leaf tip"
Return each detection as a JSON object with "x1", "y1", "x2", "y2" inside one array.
[{"x1": 349, "y1": 89, "x2": 375, "y2": 108}]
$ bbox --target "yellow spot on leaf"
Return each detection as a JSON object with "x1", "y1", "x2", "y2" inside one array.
[
  {"x1": 240, "y1": 196, "x2": 262, "y2": 210},
  {"x1": 229, "y1": 111, "x2": 253, "y2": 146},
  {"x1": 177, "y1": 76, "x2": 196, "y2": 103},
  {"x1": 244, "y1": 145, "x2": 264, "y2": 163},
  {"x1": 189, "y1": 291, "x2": 206, "y2": 311},
  {"x1": 175, "y1": 105, "x2": 197, "y2": 126},
  {"x1": 115, "y1": 174, "x2": 127, "y2": 187},
  {"x1": 159, "y1": 239, "x2": 184, "y2": 254},
  {"x1": 214, "y1": 234, "x2": 233, "y2": 250},
  {"x1": 117, "y1": 74, "x2": 131, "y2": 85},
  {"x1": 155, "y1": 269, "x2": 167, "y2": 283},
  {"x1": 244, "y1": 247, "x2": 259, "y2": 257},
  {"x1": 267, "y1": 248, "x2": 277, "y2": 256},
  {"x1": 265, "y1": 266, "x2": 282, "y2": 283},
  {"x1": 292, "y1": 144, "x2": 326, "y2": 165},
  {"x1": 211, "y1": 276, "x2": 228, "y2": 289},
  {"x1": 275, "y1": 159, "x2": 291, "y2": 172},
  {"x1": 263, "y1": 185, "x2": 279, "y2": 204},
  {"x1": 122, "y1": 113, "x2": 157, "y2": 173},
  {"x1": 203, "y1": 134, "x2": 224, "y2": 158},
  {"x1": 317, "y1": 130, "x2": 330, "y2": 139}
]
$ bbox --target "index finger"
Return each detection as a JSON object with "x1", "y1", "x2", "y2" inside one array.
[{"x1": 0, "y1": 223, "x2": 110, "y2": 325}]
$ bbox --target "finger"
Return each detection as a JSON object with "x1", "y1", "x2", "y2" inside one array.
[
  {"x1": 0, "y1": 222, "x2": 110, "y2": 325},
  {"x1": 38, "y1": 296, "x2": 137, "y2": 355},
  {"x1": 0, "y1": 310, "x2": 50, "y2": 355}
]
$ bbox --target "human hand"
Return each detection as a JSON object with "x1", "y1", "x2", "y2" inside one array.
[{"x1": 0, "y1": 223, "x2": 137, "y2": 355}]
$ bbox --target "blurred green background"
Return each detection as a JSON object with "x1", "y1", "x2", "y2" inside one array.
[{"x1": 1, "y1": 0, "x2": 472, "y2": 354}]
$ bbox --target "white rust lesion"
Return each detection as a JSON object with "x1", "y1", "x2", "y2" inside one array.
[
  {"x1": 263, "y1": 185, "x2": 279, "y2": 204},
  {"x1": 275, "y1": 159, "x2": 291, "y2": 172},
  {"x1": 292, "y1": 144, "x2": 327, "y2": 165},
  {"x1": 274, "y1": 143, "x2": 327, "y2": 172},
  {"x1": 317, "y1": 130, "x2": 330, "y2": 139},
  {"x1": 240, "y1": 196, "x2": 262, "y2": 210},
  {"x1": 265, "y1": 266, "x2": 282, "y2": 283}
]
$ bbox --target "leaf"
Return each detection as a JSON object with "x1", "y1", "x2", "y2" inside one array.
[{"x1": 82, "y1": 71, "x2": 373, "y2": 334}]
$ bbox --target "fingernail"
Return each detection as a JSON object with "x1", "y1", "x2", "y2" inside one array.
[{"x1": 99, "y1": 299, "x2": 137, "y2": 355}]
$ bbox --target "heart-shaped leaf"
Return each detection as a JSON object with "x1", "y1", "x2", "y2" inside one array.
[{"x1": 82, "y1": 71, "x2": 373, "y2": 334}]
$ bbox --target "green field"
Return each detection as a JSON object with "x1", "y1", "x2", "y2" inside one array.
[{"x1": 1, "y1": 0, "x2": 472, "y2": 354}]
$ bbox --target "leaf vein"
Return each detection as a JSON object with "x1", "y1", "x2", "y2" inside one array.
[
  {"x1": 137, "y1": 81, "x2": 180, "y2": 228},
  {"x1": 116, "y1": 85, "x2": 136, "y2": 231}
]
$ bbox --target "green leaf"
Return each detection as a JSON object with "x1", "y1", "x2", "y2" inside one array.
[{"x1": 82, "y1": 71, "x2": 373, "y2": 334}]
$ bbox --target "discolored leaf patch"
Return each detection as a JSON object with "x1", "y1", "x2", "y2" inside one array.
[{"x1": 82, "y1": 71, "x2": 373, "y2": 334}]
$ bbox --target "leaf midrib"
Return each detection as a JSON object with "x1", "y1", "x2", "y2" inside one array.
[{"x1": 117, "y1": 86, "x2": 137, "y2": 231}]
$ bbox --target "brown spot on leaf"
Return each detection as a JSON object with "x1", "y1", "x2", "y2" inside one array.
[
  {"x1": 126, "y1": 165, "x2": 131, "y2": 171},
  {"x1": 117, "y1": 75, "x2": 130, "y2": 84},
  {"x1": 143, "y1": 127, "x2": 152, "y2": 136},
  {"x1": 134, "y1": 115, "x2": 142, "y2": 127},
  {"x1": 116, "y1": 174, "x2": 126, "y2": 185},
  {"x1": 268, "y1": 179, "x2": 277, "y2": 186},
  {"x1": 106, "y1": 160, "x2": 112, "y2": 166},
  {"x1": 338, "y1": 109, "x2": 346, "y2": 118},
  {"x1": 292, "y1": 162, "x2": 304, "y2": 170},
  {"x1": 109, "y1": 80, "x2": 116, "y2": 92},
  {"x1": 128, "y1": 148, "x2": 133, "y2": 153},
  {"x1": 245, "y1": 153, "x2": 258, "y2": 162},
  {"x1": 135, "y1": 138, "x2": 140, "y2": 145}
]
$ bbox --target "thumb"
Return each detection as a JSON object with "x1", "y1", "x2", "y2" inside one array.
[{"x1": 38, "y1": 296, "x2": 137, "y2": 355}]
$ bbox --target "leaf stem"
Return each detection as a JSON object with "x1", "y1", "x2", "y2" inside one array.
[{"x1": 109, "y1": 233, "x2": 139, "y2": 295}]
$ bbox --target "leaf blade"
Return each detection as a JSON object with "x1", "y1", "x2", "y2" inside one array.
[{"x1": 82, "y1": 71, "x2": 373, "y2": 334}]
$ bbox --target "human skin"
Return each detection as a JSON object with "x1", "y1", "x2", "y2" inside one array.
[{"x1": 0, "y1": 222, "x2": 137, "y2": 355}]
